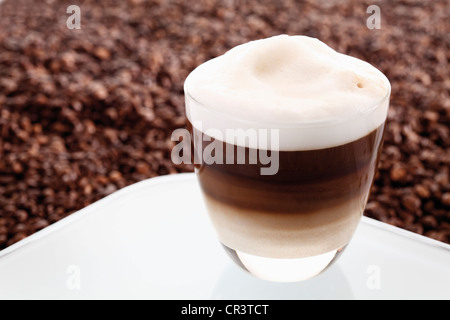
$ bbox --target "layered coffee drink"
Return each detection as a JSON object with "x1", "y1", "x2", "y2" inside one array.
[{"x1": 184, "y1": 35, "x2": 390, "y2": 282}]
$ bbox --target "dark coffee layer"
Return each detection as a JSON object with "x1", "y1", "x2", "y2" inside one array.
[{"x1": 190, "y1": 122, "x2": 385, "y2": 214}]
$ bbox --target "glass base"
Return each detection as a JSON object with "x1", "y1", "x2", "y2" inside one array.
[{"x1": 222, "y1": 244, "x2": 346, "y2": 282}]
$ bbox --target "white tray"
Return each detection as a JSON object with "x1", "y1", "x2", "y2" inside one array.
[{"x1": 0, "y1": 173, "x2": 449, "y2": 299}]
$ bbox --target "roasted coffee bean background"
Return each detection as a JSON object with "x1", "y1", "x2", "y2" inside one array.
[{"x1": 0, "y1": 0, "x2": 449, "y2": 249}]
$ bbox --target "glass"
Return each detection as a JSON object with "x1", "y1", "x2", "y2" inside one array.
[{"x1": 185, "y1": 79, "x2": 390, "y2": 282}]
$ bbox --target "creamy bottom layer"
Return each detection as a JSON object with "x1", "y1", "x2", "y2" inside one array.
[{"x1": 202, "y1": 193, "x2": 363, "y2": 259}]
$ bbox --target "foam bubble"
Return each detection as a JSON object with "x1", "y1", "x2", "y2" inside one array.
[{"x1": 185, "y1": 35, "x2": 390, "y2": 150}]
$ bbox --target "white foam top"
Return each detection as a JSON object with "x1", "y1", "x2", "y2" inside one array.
[{"x1": 185, "y1": 35, "x2": 390, "y2": 150}]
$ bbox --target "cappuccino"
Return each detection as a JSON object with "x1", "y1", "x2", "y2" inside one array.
[{"x1": 184, "y1": 35, "x2": 390, "y2": 281}]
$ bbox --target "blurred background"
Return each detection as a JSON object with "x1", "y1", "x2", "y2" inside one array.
[{"x1": 0, "y1": 0, "x2": 449, "y2": 249}]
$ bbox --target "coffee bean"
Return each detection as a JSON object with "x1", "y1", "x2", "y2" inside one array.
[
  {"x1": 442, "y1": 193, "x2": 450, "y2": 207},
  {"x1": 14, "y1": 210, "x2": 28, "y2": 223},
  {"x1": 109, "y1": 170, "x2": 123, "y2": 182},
  {"x1": 404, "y1": 224, "x2": 424, "y2": 235},
  {"x1": 0, "y1": 226, "x2": 8, "y2": 235},
  {"x1": 93, "y1": 47, "x2": 111, "y2": 60},
  {"x1": 401, "y1": 194, "x2": 422, "y2": 212},
  {"x1": 390, "y1": 165, "x2": 408, "y2": 182},
  {"x1": 414, "y1": 184, "x2": 431, "y2": 199},
  {"x1": 425, "y1": 230, "x2": 448, "y2": 243},
  {"x1": 32, "y1": 218, "x2": 49, "y2": 231},
  {"x1": 7, "y1": 232, "x2": 28, "y2": 246},
  {"x1": 420, "y1": 215, "x2": 438, "y2": 229}
]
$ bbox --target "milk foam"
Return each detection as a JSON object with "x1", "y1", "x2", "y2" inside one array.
[{"x1": 185, "y1": 35, "x2": 390, "y2": 150}]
